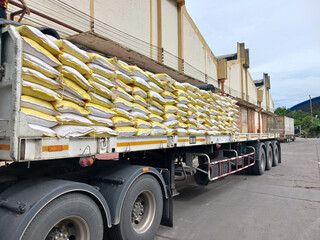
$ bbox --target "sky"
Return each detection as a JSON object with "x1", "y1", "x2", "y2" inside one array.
[{"x1": 185, "y1": 0, "x2": 320, "y2": 109}]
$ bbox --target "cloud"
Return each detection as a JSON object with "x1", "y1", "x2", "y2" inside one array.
[{"x1": 185, "y1": 0, "x2": 320, "y2": 108}]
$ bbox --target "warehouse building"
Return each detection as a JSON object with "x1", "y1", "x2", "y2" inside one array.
[{"x1": 8, "y1": 0, "x2": 275, "y2": 133}]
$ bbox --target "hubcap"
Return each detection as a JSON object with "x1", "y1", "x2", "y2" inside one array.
[
  {"x1": 46, "y1": 216, "x2": 90, "y2": 240},
  {"x1": 131, "y1": 191, "x2": 156, "y2": 234}
]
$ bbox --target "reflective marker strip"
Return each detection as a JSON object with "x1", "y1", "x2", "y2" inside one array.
[
  {"x1": 240, "y1": 136, "x2": 247, "y2": 139},
  {"x1": 117, "y1": 140, "x2": 167, "y2": 147},
  {"x1": 196, "y1": 139, "x2": 206, "y2": 142},
  {"x1": 178, "y1": 139, "x2": 188, "y2": 143},
  {"x1": 0, "y1": 144, "x2": 10, "y2": 151},
  {"x1": 42, "y1": 145, "x2": 69, "y2": 152}
]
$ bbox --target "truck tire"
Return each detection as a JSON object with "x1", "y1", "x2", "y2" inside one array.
[
  {"x1": 265, "y1": 141, "x2": 273, "y2": 170},
  {"x1": 251, "y1": 142, "x2": 266, "y2": 175},
  {"x1": 22, "y1": 193, "x2": 104, "y2": 240},
  {"x1": 272, "y1": 141, "x2": 279, "y2": 166},
  {"x1": 110, "y1": 174, "x2": 163, "y2": 240}
]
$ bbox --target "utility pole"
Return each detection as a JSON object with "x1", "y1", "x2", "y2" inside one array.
[{"x1": 309, "y1": 95, "x2": 313, "y2": 123}]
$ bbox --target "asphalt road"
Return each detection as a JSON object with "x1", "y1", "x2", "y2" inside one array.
[{"x1": 155, "y1": 138, "x2": 320, "y2": 240}]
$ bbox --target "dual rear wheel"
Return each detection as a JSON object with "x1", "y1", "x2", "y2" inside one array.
[{"x1": 251, "y1": 141, "x2": 280, "y2": 175}]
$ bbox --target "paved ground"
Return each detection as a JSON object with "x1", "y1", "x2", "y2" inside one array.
[{"x1": 155, "y1": 138, "x2": 320, "y2": 240}]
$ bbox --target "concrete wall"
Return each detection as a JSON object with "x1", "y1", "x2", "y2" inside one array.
[
  {"x1": 226, "y1": 61, "x2": 241, "y2": 98},
  {"x1": 247, "y1": 72, "x2": 257, "y2": 105},
  {"x1": 162, "y1": 0, "x2": 179, "y2": 68}
]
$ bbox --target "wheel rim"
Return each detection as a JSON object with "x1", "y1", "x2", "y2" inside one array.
[
  {"x1": 45, "y1": 216, "x2": 90, "y2": 240},
  {"x1": 274, "y1": 147, "x2": 279, "y2": 163},
  {"x1": 131, "y1": 190, "x2": 156, "y2": 234},
  {"x1": 260, "y1": 151, "x2": 266, "y2": 170}
]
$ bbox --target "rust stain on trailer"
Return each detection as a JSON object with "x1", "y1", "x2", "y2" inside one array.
[
  {"x1": 117, "y1": 140, "x2": 167, "y2": 147},
  {"x1": 42, "y1": 145, "x2": 69, "y2": 152},
  {"x1": 0, "y1": 144, "x2": 10, "y2": 151}
]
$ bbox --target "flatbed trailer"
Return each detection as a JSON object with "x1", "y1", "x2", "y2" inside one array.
[{"x1": 0, "y1": 24, "x2": 282, "y2": 240}]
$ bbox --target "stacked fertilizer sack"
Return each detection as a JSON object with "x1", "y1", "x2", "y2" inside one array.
[{"x1": 17, "y1": 25, "x2": 239, "y2": 138}]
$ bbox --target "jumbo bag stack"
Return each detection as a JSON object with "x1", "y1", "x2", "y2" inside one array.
[{"x1": 17, "y1": 25, "x2": 62, "y2": 137}]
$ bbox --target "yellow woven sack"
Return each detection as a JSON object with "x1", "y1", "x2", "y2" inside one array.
[
  {"x1": 116, "y1": 126, "x2": 137, "y2": 137},
  {"x1": 22, "y1": 67, "x2": 60, "y2": 90},
  {"x1": 132, "y1": 103, "x2": 150, "y2": 115},
  {"x1": 132, "y1": 86, "x2": 147, "y2": 98},
  {"x1": 17, "y1": 25, "x2": 61, "y2": 56},
  {"x1": 115, "y1": 60, "x2": 133, "y2": 75},
  {"x1": 113, "y1": 78, "x2": 132, "y2": 93},
  {"x1": 87, "y1": 115, "x2": 114, "y2": 127},
  {"x1": 177, "y1": 103, "x2": 188, "y2": 112},
  {"x1": 89, "y1": 73, "x2": 115, "y2": 89},
  {"x1": 53, "y1": 100, "x2": 90, "y2": 116},
  {"x1": 132, "y1": 119, "x2": 152, "y2": 129},
  {"x1": 23, "y1": 53, "x2": 60, "y2": 78},
  {"x1": 165, "y1": 99, "x2": 177, "y2": 105},
  {"x1": 150, "y1": 121, "x2": 167, "y2": 130},
  {"x1": 164, "y1": 82, "x2": 176, "y2": 92},
  {"x1": 87, "y1": 53, "x2": 115, "y2": 70},
  {"x1": 22, "y1": 37, "x2": 61, "y2": 67},
  {"x1": 133, "y1": 95, "x2": 149, "y2": 108},
  {"x1": 176, "y1": 109, "x2": 187, "y2": 117},
  {"x1": 146, "y1": 71, "x2": 163, "y2": 88},
  {"x1": 113, "y1": 97, "x2": 135, "y2": 111},
  {"x1": 131, "y1": 111, "x2": 149, "y2": 121},
  {"x1": 21, "y1": 95, "x2": 58, "y2": 116},
  {"x1": 135, "y1": 129, "x2": 152, "y2": 136},
  {"x1": 54, "y1": 39, "x2": 90, "y2": 62},
  {"x1": 174, "y1": 89, "x2": 188, "y2": 97},
  {"x1": 161, "y1": 90, "x2": 176, "y2": 99},
  {"x1": 58, "y1": 66, "x2": 92, "y2": 91},
  {"x1": 22, "y1": 81, "x2": 61, "y2": 102},
  {"x1": 61, "y1": 78, "x2": 91, "y2": 102},
  {"x1": 148, "y1": 106, "x2": 163, "y2": 116},
  {"x1": 128, "y1": 65, "x2": 149, "y2": 80},
  {"x1": 112, "y1": 117, "x2": 133, "y2": 127},
  {"x1": 21, "y1": 107, "x2": 58, "y2": 128},
  {"x1": 86, "y1": 103, "x2": 115, "y2": 118},
  {"x1": 91, "y1": 81, "x2": 114, "y2": 99},
  {"x1": 113, "y1": 108, "x2": 132, "y2": 119},
  {"x1": 173, "y1": 81, "x2": 186, "y2": 91},
  {"x1": 155, "y1": 73, "x2": 174, "y2": 84},
  {"x1": 150, "y1": 128, "x2": 167, "y2": 136},
  {"x1": 147, "y1": 99, "x2": 163, "y2": 111},
  {"x1": 89, "y1": 92, "x2": 114, "y2": 108},
  {"x1": 88, "y1": 63, "x2": 116, "y2": 80},
  {"x1": 149, "y1": 112, "x2": 164, "y2": 123},
  {"x1": 149, "y1": 81, "x2": 163, "y2": 93},
  {"x1": 148, "y1": 91, "x2": 166, "y2": 105},
  {"x1": 89, "y1": 126, "x2": 117, "y2": 137},
  {"x1": 162, "y1": 113, "x2": 177, "y2": 121},
  {"x1": 113, "y1": 86, "x2": 134, "y2": 102},
  {"x1": 177, "y1": 96, "x2": 190, "y2": 105},
  {"x1": 132, "y1": 76, "x2": 151, "y2": 91},
  {"x1": 116, "y1": 70, "x2": 133, "y2": 84},
  {"x1": 163, "y1": 105, "x2": 178, "y2": 113},
  {"x1": 173, "y1": 128, "x2": 188, "y2": 135},
  {"x1": 56, "y1": 113, "x2": 93, "y2": 126},
  {"x1": 60, "y1": 52, "x2": 91, "y2": 75}
]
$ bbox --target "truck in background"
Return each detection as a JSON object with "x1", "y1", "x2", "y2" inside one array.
[{"x1": 268, "y1": 116, "x2": 295, "y2": 142}]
